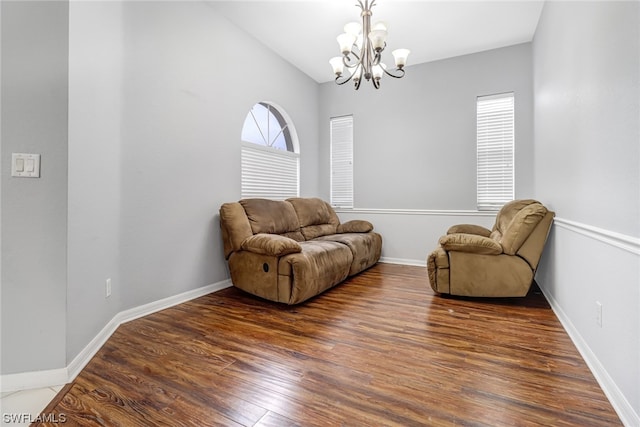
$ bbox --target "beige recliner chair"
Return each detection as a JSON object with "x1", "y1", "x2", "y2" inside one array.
[{"x1": 427, "y1": 200, "x2": 554, "y2": 297}]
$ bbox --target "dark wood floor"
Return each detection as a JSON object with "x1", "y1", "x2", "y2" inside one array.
[{"x1": 39, "y1": 263, "x2": 620, "y2": 426}]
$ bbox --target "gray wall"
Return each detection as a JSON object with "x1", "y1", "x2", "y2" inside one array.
[
  {"x1": 65, "y1": 1, "x2": 320, "y2": 361},
  {"x1": 534, "y1": 1, "x2": 639, "y2": 236},
  {"x1": 1, "y1": 1, "x2": 68, "y2": 374},
  {"x1": 66, "y1": 0, "x2": 123, "y2": 365},
  {"x1": 116, "y1": 0, "x2": 319, "y2": 313},
  {"x1": 319, "y1": 43, "x2": 534, "y2": 210},
  {"x1": 3, "y1": 0, "x2": 320, "y2": 374},
  {"x1": 533, "y1": 1, "x2": 639, "y2": 422}
]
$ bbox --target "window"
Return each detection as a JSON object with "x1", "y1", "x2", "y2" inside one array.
[
  {"x1": 476, "y1": 93, "x2": 514, "y2": 211},
  {"x1": 330, "y1": 116, "x2": 354, "y2": 208},
  {"x1": 241, "y1": 102, "x2": 299, "y2": 200}
]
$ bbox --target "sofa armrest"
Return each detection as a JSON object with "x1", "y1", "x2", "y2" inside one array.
[
  {"x1": 446, "y1": 224, "x2": 492, "y2": 237},
  {"x1": 439, "y1": 233, "x2": 503, "y2": 255},
  {"x1": 337, "y1": 220, "x2": 373, "y2": 234},
  {"x1": 241, "y1": 234, "x2": 302, "y2": 257}
]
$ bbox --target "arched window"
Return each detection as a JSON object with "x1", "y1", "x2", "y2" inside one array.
[{"x1": 241, "y1": 102, "x2": 299, "y2": 200}]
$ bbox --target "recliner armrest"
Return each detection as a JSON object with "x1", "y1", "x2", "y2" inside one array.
[
  {"x1": 241, "y1": 233, "x2": 302, "y2": 257},
  {"x1": 439, "y1": 233, "x2": 503, "y2": 255},
  {"x1": 337, "y1": 220, "x2": 373, "y2": 233},
  {"x1": 446, "y1": 224, "x2": 492, "y2": 237}
]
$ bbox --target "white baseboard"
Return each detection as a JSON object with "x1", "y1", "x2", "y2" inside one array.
[
  {"x1": 0, "y1": 368, "x2": 68, "y2": 394},
  {"x1": 380, "y1": 257, "x2": 426, "y2": 267},
  {"x1": 67, "y1": 279, "x2": 232, "y2": 382},
  {"x1": 539, "y1": 283, "x2": 639, "y2": 427},
  {"x1": 64, "y1": 315, "x2": 120, "y2": 389},
  {"x1": 1, "y1": 279, "x2": 232, "y2": 393},
  {"x1": 116, "y1": 279, "x2": 233, "y2": 326}
]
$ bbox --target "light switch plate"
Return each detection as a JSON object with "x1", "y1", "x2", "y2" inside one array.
[{"x1": 11, "y1": 153, "x2": 40, "y2": 178}]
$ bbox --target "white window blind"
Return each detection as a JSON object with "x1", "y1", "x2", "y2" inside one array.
[
  {"x1": 241, "y1": 142, "x2": 299, "y2": 200},
  {"x1": 330, "y1": 116, "x2": 354, "y2": 208},
  {"x1": 477, "y1": 93, "x2": 515, "y2": 211}
]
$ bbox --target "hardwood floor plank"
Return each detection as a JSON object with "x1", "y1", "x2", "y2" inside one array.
[
  {"x1": 253, "y1": 411, "x2": 300, "y2": 427},
  {"x1": 36, "y1": 264, "x2": 621, "y2": 426}
]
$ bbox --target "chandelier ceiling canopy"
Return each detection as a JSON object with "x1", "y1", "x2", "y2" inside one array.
[{"x1": 329, "y1": 0, "x2": 410, "y2": 90}]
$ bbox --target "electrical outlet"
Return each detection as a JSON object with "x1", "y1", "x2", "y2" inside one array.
[
  {"x1": 106, "y1": 278, "x2": 112, "y2": 298},
  {"x1": 595, "y1": 301, "x2": 602, "y2": 327}
]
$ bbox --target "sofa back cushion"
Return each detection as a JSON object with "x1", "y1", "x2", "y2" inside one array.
[
  {"x1": 287, "y1": 197, "x2": 340, "y2": 240},
  {"x1": 240, "y1": 198, "x2": 304, "y2": 241}
]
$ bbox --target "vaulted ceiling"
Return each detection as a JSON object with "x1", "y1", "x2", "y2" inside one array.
[{"x1": 209, "y1": 0, "x2": 545, "y2": 83}]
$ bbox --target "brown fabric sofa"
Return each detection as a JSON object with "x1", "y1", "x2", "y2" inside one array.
[
  {"x1": 427, "y1": 199, "x2": 554, "y2": 297},
  {"x1": 219, "y1": 197, "x2": 382, "y2": 304}
]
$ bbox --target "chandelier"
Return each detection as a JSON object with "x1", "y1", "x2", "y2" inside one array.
[{"x1": 329, "y1": 0, "x2": 410, "y2": 90}]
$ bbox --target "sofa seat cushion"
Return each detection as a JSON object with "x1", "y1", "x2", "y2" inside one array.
[
  {"x1": 315, "y1": 232, "x2": 382, "y2": 275},
  {"x1": 278, "y1": 241, "x2": 352, "y2": 304}
]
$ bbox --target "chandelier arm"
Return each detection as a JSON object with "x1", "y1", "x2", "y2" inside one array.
[
  {"x1": 335, "y1": 73, "x2": 354, "y2": 86},
  {"x1": 337, "y1": 52, "x2": 366, "y2": 86},
  {"x1": 372, "y1": 52, "x2": 381, "y2": 66},
  {"x1": 372, "y1": 43, "x2": 387, "y2": 67},
  {"x1": 382, "y1": 66, "x2": 406, "y2": 79},
  {"x1": 343, "y1": 51, "x2": 361, "y2": 68}
]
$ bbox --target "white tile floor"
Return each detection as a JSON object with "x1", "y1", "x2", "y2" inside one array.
[{"x1": 0, "y1": 385, "x2": 64, "y2": 426}]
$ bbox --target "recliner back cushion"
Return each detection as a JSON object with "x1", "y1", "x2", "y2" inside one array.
[
  {"x1": 240, "y1": 199, "x2": 304, "y2": 241},
  {"x1": 287, "y1": 197, "x2": 339, "y2": 240},
  {"x1": 498, "y1": 203, "x2": 548, "y2": 255},
  {"x1": 493, "y1": 199, "x2": 540, "y2": 235}
]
